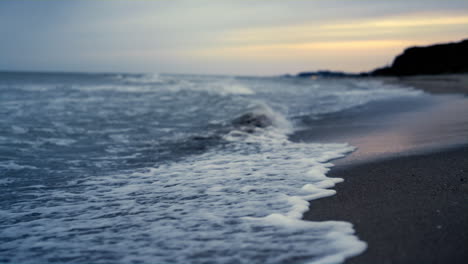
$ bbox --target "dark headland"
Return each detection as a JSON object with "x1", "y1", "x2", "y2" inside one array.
[
  {"x1": 372, "y1": 39, "x2": 468, "y2": 76},
  {"x1": 296, "y1": 38, "x2": 468, "y2": 263},
  {"x1": 371, "y1": 38, "x2": 468, "y2": 94}
]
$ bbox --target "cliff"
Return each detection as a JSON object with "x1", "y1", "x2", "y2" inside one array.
[{"x1": 373, "y1": 39, "x2": 468, "y2": 76}]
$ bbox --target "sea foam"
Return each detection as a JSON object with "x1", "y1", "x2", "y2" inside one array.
[
  {"x1": 0, "y1": 103, "x2": 366, "y2": 264},
  {"x1": 1, "y1": 73, "x2": 430, "y2": 264}
]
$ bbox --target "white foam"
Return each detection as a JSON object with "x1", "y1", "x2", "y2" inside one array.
[
  {"x1": 11, "y1": 125, "x2": 28, "y2": 134},
  {"x1": 0, "y1": 123, "x2": 365, "y2": 263},
  {"x1": 172, "y1": 77, "x2": 255, "y2": 96},
  {"x1": 215, "y1": 83, "x2": 255, "y2": 95},
  {"x1": 0, "y1": 161, "x2": 37, "y2": 170},
  {"x1": 77, "y1": 75, "x2": 255, "y2": 97},
  {"x1": 74, "y1": 84, "x2": 156, "y2": 93},
  {"x1": 116, "y1": 73, "x2": 165, "y2": 84},
  {"x1": 0, "y1": 178, "x2": 13, "y2": 185},
  {"x1": 251, "y1": 102, "x2": 293, "y2": 132},
  {"x1": 43, "y1": 138, "x2": 76, "y2": 146},
  {"x1": 5, "y1": 76, "x2": 432, "y2": 263}
]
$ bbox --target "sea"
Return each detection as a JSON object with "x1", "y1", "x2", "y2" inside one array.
[{"x1": 0, "y1": 72, "x2": 423, "y2": 264}]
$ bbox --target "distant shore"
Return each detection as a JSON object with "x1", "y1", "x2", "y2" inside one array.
[{"x1": 297, "y1": 75, "x2": 468, "y2": 263}]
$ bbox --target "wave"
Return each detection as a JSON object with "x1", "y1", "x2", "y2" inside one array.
[
  {"x1": 230, "y1": 103, "x2": 292, "y2": 134},
  {"x1": 114, "y1": 73, "x2": 166, "y2": 85},
  {"x1": 169, "y1": 76, "x2": 255, "y2": 95},
  {"x1": 79, "y1": 75, "x2": 255, "y2": 96},
  {"x1": 0, "y1": 100, "x2": 366, "y2": 263},
  {"x1": 3, "y1": 74, "x2": 410, "y2": 263},
  {"x1": 0, "y1": 161, "x2": 37, "y2": 170}
]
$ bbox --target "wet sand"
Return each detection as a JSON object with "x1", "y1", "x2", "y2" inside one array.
[
  {"x1": 291, "y1": 93, "x2": 468, "y2": 166},
  {"x1": 296, "y1": 75, "x2": 468, "y2": 263},
  {"x1": 382, "y1": 74, "x2": 468, "y2": 95}
]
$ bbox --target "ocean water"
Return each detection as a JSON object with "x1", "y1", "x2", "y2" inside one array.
[{"x1": 0, "y1": 72, "x2": 422, "y2": 264}]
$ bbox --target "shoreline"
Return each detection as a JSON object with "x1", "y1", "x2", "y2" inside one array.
[
  {"x1": 377, "y1": 74, "x2": 468, "y2": 95},
  {"x1": 304, "y1": 145, "x2": 468, "y2": 263},
  {"x1": 300, "y1": 75, "x2": 468, "y2": 263},
  {"x1": 291, "y1": 93, "x2": 468, "y2": 166}
]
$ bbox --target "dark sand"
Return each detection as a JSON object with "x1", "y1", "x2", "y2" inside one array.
[
  {"x1": 304, "y1": 146, "x2": 468, "y2": 264},
  {"x1": 298, "y1": 75, "x2": 468, "y2": 263}
]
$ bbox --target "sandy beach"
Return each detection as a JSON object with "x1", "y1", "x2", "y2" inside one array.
[
  {"x1": 299, "y1": 74, "x2": 468, "y2": 263},
  {"x1": 305, "y1": 146, "x2": 468, "y2": 264}
]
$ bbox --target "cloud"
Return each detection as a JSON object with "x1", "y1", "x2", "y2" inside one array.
[{"x1": 0, "y1": 0, "x2": 467, "y2": 74}]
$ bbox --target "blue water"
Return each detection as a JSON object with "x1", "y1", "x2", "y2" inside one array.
[{"x1": 0, "y1": 72, "x2": 422, "y2": 264}]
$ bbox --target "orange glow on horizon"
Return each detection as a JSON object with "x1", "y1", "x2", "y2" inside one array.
[
  {"x1": 324, "y1": 14, "x2": 468, "y2": 30},
  {"x1": 187, "y1": 12, "x2": 468, "y2": 72}
]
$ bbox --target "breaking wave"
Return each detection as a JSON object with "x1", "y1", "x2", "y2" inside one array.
[{"x1": 0, "y1": 73, "x2": 433, "y2": 264}]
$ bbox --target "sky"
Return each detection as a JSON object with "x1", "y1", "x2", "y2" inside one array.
[{"x1": 1, "y1": 0, "x2": 468, "y2": 76}]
